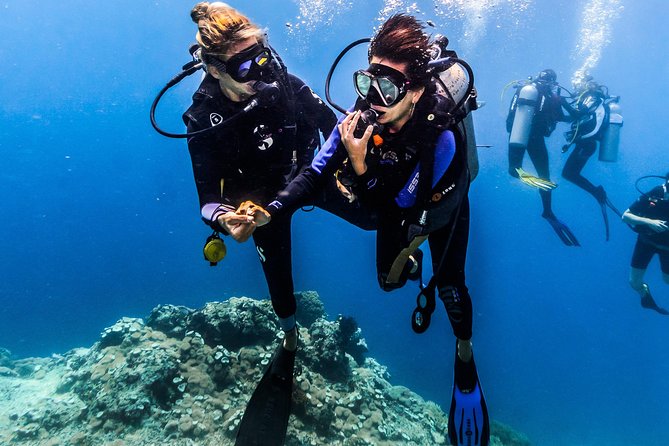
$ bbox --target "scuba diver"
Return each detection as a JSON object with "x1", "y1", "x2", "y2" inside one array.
[
  {"x1": 246, "y1": 14, "x2": 490, "y2": 446},
  {"x1": 151, "y1": 3, "x2": 337, "y2": 444},
  {"x1": 506, "y1": 69, "x2": 580, "y2": 246},
  {"x1": 561, "y1": 75, "x2": 623, "y2": 241},
  {"x1": 622, "y1": 174, "x2": 669, "y2": 315}
]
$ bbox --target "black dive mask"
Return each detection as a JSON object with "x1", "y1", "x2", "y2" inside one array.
[
  {"x1": 202, "y1": 43, "x2": 274, "y2": 83},
  {"x1": 354, "y1": 63, "x2": 412, "y2": 107}
]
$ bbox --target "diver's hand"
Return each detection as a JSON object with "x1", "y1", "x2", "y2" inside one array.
[
  {"x1": 644, "y1": 218, "x2": 669, "y2": 233},
  {"x1": 338, "y1": 110, "x2": 372, "y2": 176},
  {"x1": 237, "y1": 201, "x2": 271, "y2": 227},
  {"x1": 217, "y1": 212, "x2": 255, "y2": 242}
]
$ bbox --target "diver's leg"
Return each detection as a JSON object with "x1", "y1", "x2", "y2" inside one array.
[
  {"x1": 628, "y1": 238, "x2": 669, "y2": 314},
  {"x1": 252, "y1": 212, "x2": 298, "y2": 350},
  {"x1": 508, "y1": 142, "x2": 525, "y2": 178},
  {"x1": 629, "y1": 238, "x2": 653, "y2": 293},
  {"x1": 436, "y1": 197, "x2": 490, "y2": 446},
  {"x1": 430, "y1": 197, "x2": 473, "y2": 351},
  {"x1": 526, "y1": 135, "x2": 553, "y2": 216},
  {"x1": 659, "y1": 250, "x2": 669, "y2": 284},
  {"x1": 375, "y1": 218, "x2": 420, "y2": 291},
  {"x1": 562, "y1": 140, "x2": 602, "y2": 200}
]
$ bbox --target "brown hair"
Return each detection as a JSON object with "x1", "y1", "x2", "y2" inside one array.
[
  {"x1": 369, "y1": 14, "x2": 431, "y2": 87},
  {"x1": 190, "y1": 2, "x2": 264, "y2": 56}
]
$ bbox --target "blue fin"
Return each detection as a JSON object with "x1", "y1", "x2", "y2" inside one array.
[{"x1": 448, "y1": 351, "x2": 490, "y2": 446}]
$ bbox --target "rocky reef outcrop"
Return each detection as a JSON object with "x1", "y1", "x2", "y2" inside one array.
[{"x1": 0, "y1": 291, "x2": 531, "y2": 446}]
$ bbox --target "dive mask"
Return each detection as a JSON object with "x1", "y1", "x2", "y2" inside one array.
[
  {"x1": 203, "y1": 43, "x2": 273, "y2": 83},
  {"x1": 354, "y1": 63, "x2": 412, "y2": 107}
]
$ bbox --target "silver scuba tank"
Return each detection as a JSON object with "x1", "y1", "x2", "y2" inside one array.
[
  {"x1": 599, "y1": 100, "x2": 623, "y2": 162},
  {"x1": 437, "y1": 61, "x2": 469, "y2": 106},
  {"x1": 508, "y1": 83, "x2": 539, "y2": 149},
  {"x1": 434, "y1": 59, "x2": 479, "y2": 181}
]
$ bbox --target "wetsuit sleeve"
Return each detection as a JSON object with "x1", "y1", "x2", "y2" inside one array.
[
  {"x1": 183, "y1": 112, "x2": 232, "y2": 234},
  {"x1": 266, "y1": 121, "x2": 348, "y2": 217}
]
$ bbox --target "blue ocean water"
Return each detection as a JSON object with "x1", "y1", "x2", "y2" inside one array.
[{"x1": 1, "y1": 0, "x2": 667, "y2": 445}]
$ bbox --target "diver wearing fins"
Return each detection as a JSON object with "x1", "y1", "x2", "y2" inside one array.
[
  {"x1": 622, "y1": 174, "x2": 669, "y2": 315},
  {"x1": 246, "y1": 14, "x2": 490, "y2": 446},
  {"x1": 561, "y1": 74, "x2": 623, "y2": 241},
  {"x1": 506, "y1": 69, "x2": 580, "y2": 246},
  {"x1": 159, "y1": 3, "x2": 337, "y2": 445}
]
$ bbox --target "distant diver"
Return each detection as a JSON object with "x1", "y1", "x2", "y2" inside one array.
[
  {"x1": 505, "y1": 69, "x2": 580, "y2": 246},
  {"x1": 561, "y1": 75, "x2": 624, "y2": 241},
  {"x1": 622, "y1": 174, "x2": 669, "y2": 315}
]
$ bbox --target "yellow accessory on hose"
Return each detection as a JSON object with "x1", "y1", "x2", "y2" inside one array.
[{"x1": 203, "y1": 232, "x2": 226, "y2": 266}]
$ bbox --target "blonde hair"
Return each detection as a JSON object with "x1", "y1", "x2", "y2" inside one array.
[{"x1": 190, "y1": 2, "x2": 264, "y2": 56}]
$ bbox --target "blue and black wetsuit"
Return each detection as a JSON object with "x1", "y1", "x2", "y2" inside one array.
[
  {"x1": 183, "y1": 73, "x2": 337, "y2": 331},
  {"x1": 266, "y1": 83, "x2": 476, "y2": 340},
  {"x1": 628, "y1": 186, "x2": 669, "y2": 273}
]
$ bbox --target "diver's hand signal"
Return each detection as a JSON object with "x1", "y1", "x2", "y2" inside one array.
[
  {"x1": 237, "y1": 201, "x2": 271, "y2": 227},
  {"x1": 339, "y1": 110, "x2": 372, "y2": 176},
  {"x1": 217, "y1": 212, "x2": 255, "y2": 243}
]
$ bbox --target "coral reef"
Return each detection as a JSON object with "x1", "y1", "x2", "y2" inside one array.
[{"x1": 0, "y1": 291, "x2": 531, "y2": 445}]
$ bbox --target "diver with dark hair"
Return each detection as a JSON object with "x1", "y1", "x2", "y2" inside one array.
[
  {"x1": 622, "y1": 174, "x2": 669, "y2": 315},
  {"x1": 506, "y1": 68, "x2": 580, "y2": 246},
  {"x1": 246, "y1": 13, "x2": 490, "y2": 446},
  {"x1": 561, "y1": 75, "x2": 623, "y2": 240},
  {"x1": 159, "y1": 3, "x2": 338, "y2": 444}
]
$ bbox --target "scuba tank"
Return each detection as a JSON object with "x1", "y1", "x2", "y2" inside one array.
[
  {"x1": 508, "y1": 83, "x2": 539, "y2": 150},
  {"x1": 462, "y1": 113, "x2": 479, "y2": 181},
  {"x1": 429, "y1": 35, "x2": 479, "y2": 182},
  {"x1": 599, "y1": 99, "x2": 623, "y2": 162}
]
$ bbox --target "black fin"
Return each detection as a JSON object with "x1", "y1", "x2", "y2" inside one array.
[
  {"x1": 235, "y1": 344, "x2": 296, "y2": 446},
  {"x1": 543, "y1": 214, "x2": 581, "y2": 247}
]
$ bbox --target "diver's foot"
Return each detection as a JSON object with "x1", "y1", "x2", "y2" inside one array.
[
  {"x1": 457, "y1": 338, "x2": 473, "y2": 363},
  {"x1": 282, "y1": 326, "x2": 298, "y2": 351},
  {"x1": 639, "y1": 284, "x2": 669, "y2": 315},
  {"x1": 407, "y1": 248, "x2": 423, "y2": 282}
]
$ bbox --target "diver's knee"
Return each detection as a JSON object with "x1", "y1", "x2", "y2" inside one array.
[{"x1": 377, "y1": 273, "x2": 404, "y2": 292}]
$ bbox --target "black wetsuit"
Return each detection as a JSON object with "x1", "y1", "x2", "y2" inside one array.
[
  {"x1": 267, "y1": 85, "x2": 475, "y2": 340},
  {"x1": 183, "y1": 73, "x2": 337, "y2": 326},
  {"x1": 628, "y1": 185, "x2": 669, "y2": 273},
  {"x1": 562, "y1": 88, "x2": 609, "y2": 201},
  {"x1": 507, "y1": 81, "x2": 569, "y2": 215}
]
